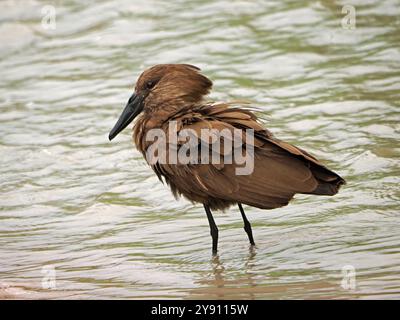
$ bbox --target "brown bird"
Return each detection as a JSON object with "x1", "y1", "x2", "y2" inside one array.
[{"x1": 109, "y1": 64, "x2": 345, "y2": 254}]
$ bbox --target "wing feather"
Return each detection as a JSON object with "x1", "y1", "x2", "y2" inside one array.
[{"x1": 150, "y1": 104, "x2": 345, "y2": 209}]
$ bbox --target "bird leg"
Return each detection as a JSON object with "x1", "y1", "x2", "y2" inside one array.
[
  {"x1": 238, "y1": 203, "x2": 255, "y2": 246},
  {"x1": 203, "y1": 204, "x2": 219, "y2": 254}
]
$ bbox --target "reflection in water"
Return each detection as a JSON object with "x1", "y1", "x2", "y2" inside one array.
[
  {"x1": 243, "y1": 246, "x2": 257, "y2": 300},
  {"x1": 0, "y1": 0, "x2": 399, "y2": 299},
  {"x1": 210, "y1": 255, "x2": 225, "y2": 299},
  {"x1": 190, "y1": 247, "x2": 258, "y2": 299}
]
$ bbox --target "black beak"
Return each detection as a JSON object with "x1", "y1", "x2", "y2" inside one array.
[{"x1": 109, "y1": 93, "x2": 144, "y2": 141}]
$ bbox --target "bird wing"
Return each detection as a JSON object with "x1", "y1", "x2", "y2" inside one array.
[{"x1": 151, "y1": 103, "x2": 344, "y2": 209}]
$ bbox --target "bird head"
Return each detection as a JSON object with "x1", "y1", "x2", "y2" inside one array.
[{"x1": 109, "y1": 64, "x2": 212, "y2": 141}]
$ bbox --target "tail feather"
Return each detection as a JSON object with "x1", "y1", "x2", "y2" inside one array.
[
  {"x1": 307, "y1": 163, "x2": 346, "y2": 196},
  {"x1": 311, "y1": 178, "x2": 345, "y2": 196}
]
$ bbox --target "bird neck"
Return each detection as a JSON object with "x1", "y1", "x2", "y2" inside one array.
[{"x1": 132, "y1": 102, "x2": 202, "y2": 155}]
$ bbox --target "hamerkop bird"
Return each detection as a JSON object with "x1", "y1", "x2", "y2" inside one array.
[{"x1": 109, "y1": 64, "x2": 345, "y2": 254}]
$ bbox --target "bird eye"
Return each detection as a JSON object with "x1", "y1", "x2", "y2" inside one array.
[{"x1": 146, "y1": 80, "x2": 156, "y2": 89}]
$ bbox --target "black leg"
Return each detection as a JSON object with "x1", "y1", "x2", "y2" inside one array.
[
  {"x1": 203, "y1": 204, "x2": 218, "y2": 254},
  {"x1": 238, "y1": 203, "x2": 255, "y2": 246}
]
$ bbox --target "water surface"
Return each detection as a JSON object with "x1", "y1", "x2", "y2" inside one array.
[{"x1": 0, "y1": 0, "x2": 399, "y2": 299}]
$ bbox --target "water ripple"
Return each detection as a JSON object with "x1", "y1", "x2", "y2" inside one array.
[{"x1": 0, "y1": 0, "x2": 399, "y2": 299}]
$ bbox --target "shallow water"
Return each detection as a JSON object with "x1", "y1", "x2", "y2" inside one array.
[{"x1": 0, "y1": 0, "x2": 399, "y2": 299}]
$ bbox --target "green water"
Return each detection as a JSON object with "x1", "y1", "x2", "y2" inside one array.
[{"x1": 0, "y1": 0, "x2": 399, "y2": 299}]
